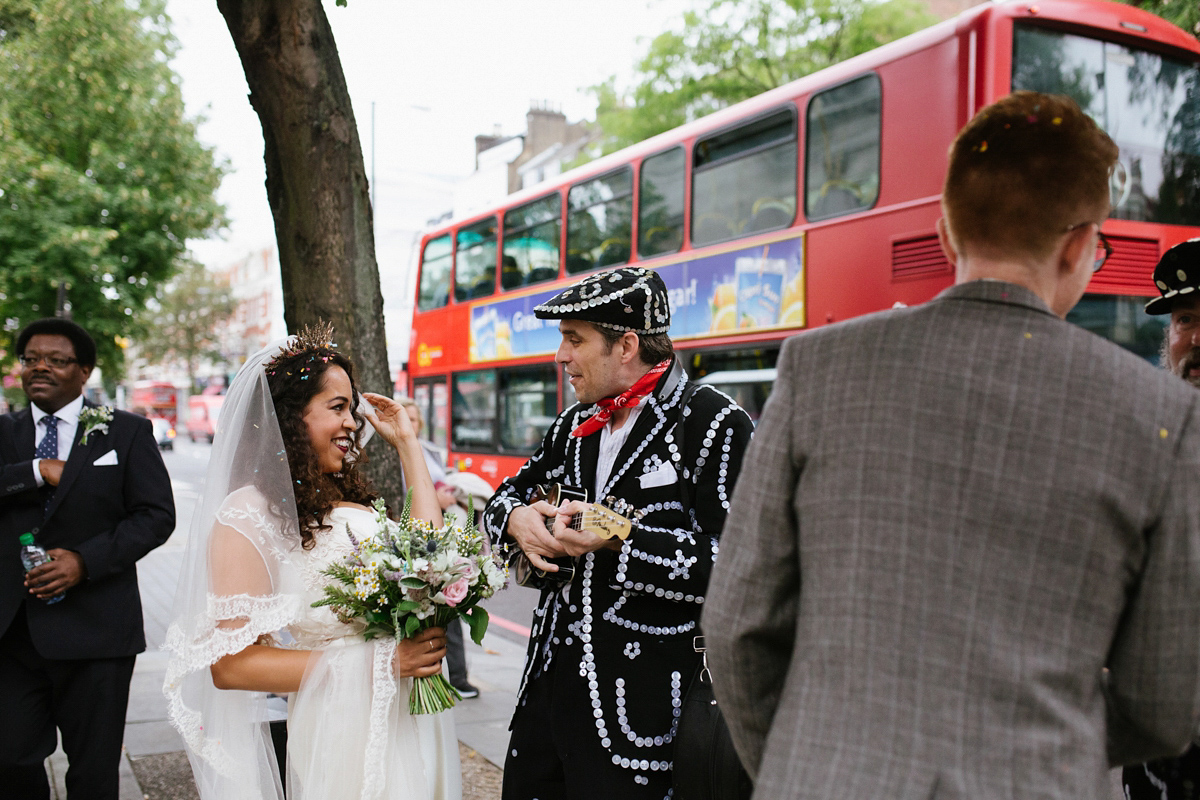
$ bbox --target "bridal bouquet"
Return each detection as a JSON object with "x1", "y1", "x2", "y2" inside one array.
[{"x1": 313, "y1": 494, "x2": 507, "y2": 714}]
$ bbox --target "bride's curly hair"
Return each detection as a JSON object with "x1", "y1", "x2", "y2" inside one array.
[{"x1": 265, "y1": 327, "x2": 377, "y2": 549}]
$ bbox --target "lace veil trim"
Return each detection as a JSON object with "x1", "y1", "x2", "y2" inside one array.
[{"x1": 163, "y1": 485, "x2": 304, "y2": 790}]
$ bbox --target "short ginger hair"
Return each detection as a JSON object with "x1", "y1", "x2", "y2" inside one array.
[{"x1": 942, "y1": 91, "x2": 1118, "y2": 262}]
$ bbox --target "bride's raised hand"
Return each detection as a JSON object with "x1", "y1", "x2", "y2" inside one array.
[
  {"x1": 393, "y1": 626, "x2": 446, "y2": 678},
  {"x1": 362, "y1": 392, "x2": 415, "y2": 450}
]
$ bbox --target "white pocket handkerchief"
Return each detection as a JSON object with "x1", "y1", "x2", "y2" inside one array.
[
  {"x1": 92, "y1": 450, "x2": 118, "y2": 467},
  {"x1": 639, "y1": 462, "x2": 678, "y2": 489}
]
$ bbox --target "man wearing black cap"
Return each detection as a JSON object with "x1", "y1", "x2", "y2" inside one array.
[
  {"x1": 1148, "y1": 239, "x2": 1200, "y2": 388},
  {"x1": 484, "y1": 266, "x2": 754, "y2": 799},
  {"x1": 1122, "y1": 237, "x2": 1200, "y2": 800}
]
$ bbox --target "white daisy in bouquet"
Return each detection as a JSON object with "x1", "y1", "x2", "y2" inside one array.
[{"x1": 314, "y1": 493, "x2": 507, "y2": 714}]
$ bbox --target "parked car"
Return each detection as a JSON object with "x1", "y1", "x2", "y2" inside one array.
[{"x1": 149, "y1": 416, "x2": 176, "y2": 450}]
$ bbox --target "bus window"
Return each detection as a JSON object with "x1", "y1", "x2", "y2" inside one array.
[
  {"x1": 418, "y1": 235, "x2": 452, "y2": 311},
  {"x1": 805, "y1": 74, "x2": 881, "y2": 221},
  {"x1": 503, "y1": 195, "x2": 561, "y2": 289},
  {"x1": 413, "y1": 377, "x2": 449, "y2": 454},
  {"x1": 638, "y1": 147, "x2": 685, "y2": 259},
  {"x1": 455, "y1": 218, "x2": 498, "y2": 302},
  {"x1": 1066, "y1": 294, "x2": 1167, "y2": 365},
  {"x1": 567, "y1": 168, "x2": 633, "y2": 274},
  {"x1": 499, "y1": 365, "x2": 558, "y2": 451},
  {"x1": 1012, "y1": 25, "x2": 1200, "y2": 226},
  {"x1": 686, "y1": 346, "x2": 780, "y2": 423},
  {"x1": 693, "y1": 108, "x2": 797, "y2": 247},
  {"x1": 452, "y1": 370, "x2": 496, "y2": 450}
]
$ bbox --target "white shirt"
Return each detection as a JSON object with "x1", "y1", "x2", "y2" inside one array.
[
  {"x1": 31, "y1": 394, "x2": 84, "y2": 487},
  {"x1": 594, "y1": 399, "x2": 645, "y2": 501}
]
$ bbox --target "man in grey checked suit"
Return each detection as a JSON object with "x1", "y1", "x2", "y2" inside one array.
[{"x1": 704, "y1": 91, "x2": 1200, "y2": 799}]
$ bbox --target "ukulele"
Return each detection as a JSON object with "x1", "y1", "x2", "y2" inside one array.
[{"x1": 510, "y1": 483, "x2": 634, "y2": 588}]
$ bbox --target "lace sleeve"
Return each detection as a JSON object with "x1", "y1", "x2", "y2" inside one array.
[{"x1": 163, "y1": 487, "x2": 303, "y2": 798}]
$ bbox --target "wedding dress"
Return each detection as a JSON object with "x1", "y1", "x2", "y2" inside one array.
[
  {"x1": 286, "y1": 501, "x2": 459, "y2": 799},
  {"x1": 163, "y1": 339, "x2": 461, "y2": 800}
]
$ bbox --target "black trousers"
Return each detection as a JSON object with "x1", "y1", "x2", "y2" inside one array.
[
  {"x1": 1124, "y1": 746, "x2": 1200, "y2": 800},
  {"x1": 446, "y1": 617, "x2": 470, "y2": 689},
  {"x1": 502, "y1": 661, "x2": 673, "y2": 800},
  {"x1": 0, "y1": 608, "x2": 136, "y2": 800}
]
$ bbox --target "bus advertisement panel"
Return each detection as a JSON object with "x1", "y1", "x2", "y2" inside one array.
[{"x1": 468, "y1": 233, "x2": 805, "y2": 363}]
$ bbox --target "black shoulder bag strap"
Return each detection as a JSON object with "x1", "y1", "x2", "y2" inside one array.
[{"x1": 671, "y1": 381, "x2": 754, "y2": 800}]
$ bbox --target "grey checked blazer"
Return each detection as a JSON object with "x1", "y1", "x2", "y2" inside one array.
[{"x1": 704, "y1": 281, "x2": 1200, "y2": 799}]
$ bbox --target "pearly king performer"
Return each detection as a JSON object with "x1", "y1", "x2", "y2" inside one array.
[{"x1": 483, "y1": 267, "x2": 754, "y2": 799}]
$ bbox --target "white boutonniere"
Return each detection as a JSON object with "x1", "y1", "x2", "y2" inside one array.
[{"x1": 78, "y1": 406, "x2": 113, "y2": 445}]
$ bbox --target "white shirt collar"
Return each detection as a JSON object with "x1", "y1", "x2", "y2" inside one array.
[{"x1": 31, "y1": 394, "x2": 85, "y2": 426}]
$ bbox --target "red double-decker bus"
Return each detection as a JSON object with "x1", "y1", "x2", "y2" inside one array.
[
  {"x1": 408, "y1": 0, "x2": 1200, "y2": 487},
  {"x1": 130, "y1": 380, "x2": 179, "y2": 426}
]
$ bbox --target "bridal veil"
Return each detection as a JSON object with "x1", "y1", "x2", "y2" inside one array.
[{"x1": 163, "y1": 340, "x2": 304, "y2": 799}]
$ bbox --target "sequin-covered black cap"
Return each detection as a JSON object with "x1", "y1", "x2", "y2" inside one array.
[{"x1": 534, "y1": 267, "x2": 671, "y2": 334}]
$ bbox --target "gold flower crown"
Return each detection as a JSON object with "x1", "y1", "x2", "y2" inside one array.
[{"x1": 265, "y1": 320, "x2": 338, "y2": 377}]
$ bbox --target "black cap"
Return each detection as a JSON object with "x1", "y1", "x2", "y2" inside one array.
[
  {"x1": 534, "y1": 267, "x2": 671, "y2": 334},
  {"x1": 1146, "y1": 239, "x2": 1200, "y2": 315}
]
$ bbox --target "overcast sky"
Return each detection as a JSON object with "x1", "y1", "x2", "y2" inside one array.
[{"x1": 167, "y1": 1, "x2": 686, "y2": 271}]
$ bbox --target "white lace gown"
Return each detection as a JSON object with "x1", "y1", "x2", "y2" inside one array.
[{"x1": 286, "y1": 505, "x2": 462, "y2": 800}]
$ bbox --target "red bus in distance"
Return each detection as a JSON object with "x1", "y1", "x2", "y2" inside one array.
[
  {"x1": 408, "y1": 0, "x2": 1200, "y2": 488},
  {"x1": 130, "y1": 380, "x2": 179, "y2": 426}
]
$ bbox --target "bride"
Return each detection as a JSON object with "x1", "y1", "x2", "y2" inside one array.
[{"x1": 164, "y1": 324, "x2": 461, "y2": 800}]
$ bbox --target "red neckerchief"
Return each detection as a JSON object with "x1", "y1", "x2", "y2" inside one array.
[{"x1": 571, "y1": 359, "x2": 671, "y2": 438}]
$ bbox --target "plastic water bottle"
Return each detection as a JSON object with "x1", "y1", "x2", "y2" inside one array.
[{"x1": 19, "y1": 533, "x2": 64, "y2": 604}]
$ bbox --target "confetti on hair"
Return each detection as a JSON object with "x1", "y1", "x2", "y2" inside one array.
[
  {"x1": 265, "y1": 320, "x2": 339, "y2": 375},
  {"x1": 979, "y1": 141, "x2": 988, "y2": 153},
  {"x1": 1051, "y1": 117, "x2": 1062, "y2": 125}
]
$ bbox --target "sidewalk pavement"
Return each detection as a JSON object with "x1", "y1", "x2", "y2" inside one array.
[{"x1": 45, "y1": 537, "x2": 527, "y2": 798}]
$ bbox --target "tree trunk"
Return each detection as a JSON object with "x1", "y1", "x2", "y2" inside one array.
[{"x1": 216, "y1": 0, "x2": 404, "y2": 505}]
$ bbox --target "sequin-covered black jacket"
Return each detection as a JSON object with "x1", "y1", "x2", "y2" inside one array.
[{"x1": 483, "y1": 358, "x2": 754, "y2": 779}]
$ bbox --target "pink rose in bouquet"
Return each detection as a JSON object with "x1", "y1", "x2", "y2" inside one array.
[{"x1": 441, "y1": 578, "x2": 469, "y2": 607}]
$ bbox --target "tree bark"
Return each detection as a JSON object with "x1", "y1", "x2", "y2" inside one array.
[{"x1": 216, "y1": 0, "x2": 403, "y2": 505}]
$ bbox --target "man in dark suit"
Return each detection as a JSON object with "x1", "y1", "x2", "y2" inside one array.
[
  {"x1": 705, "y1": 92, "x2": 1200, "y2": 798},
  {"x1": 484, "y1": 267, "x2": 754, "y2": 799},
  {"x1": 0, "y1": 318, "x2": 175, "y2": 800}
]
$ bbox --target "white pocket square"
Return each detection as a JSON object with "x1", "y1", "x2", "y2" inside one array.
[
  {"x1": 639, "y1": 462, "x2": 678, "y2": 489},
  {"x1": 92, "y1": 450, "x2": 118, "y2": 467}
]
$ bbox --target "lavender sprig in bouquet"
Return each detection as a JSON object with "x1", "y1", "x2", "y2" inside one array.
[{"x1": 313, "y1": 493, "x2": 507, "y2": 714}]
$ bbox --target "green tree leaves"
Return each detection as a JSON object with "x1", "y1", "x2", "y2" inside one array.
[
  {"x1": 1121, "y1": 0, "x2": 1198, "y2": 37},
  {"x1": 137, "y1": 260, "x2": 235, "y2": 393},
  {"x1": 0, "y1": 0, "x2": 225, "y2": 384},
  {"x1": 590, "y1": 0, "x2": 937, "y2": 153}
]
